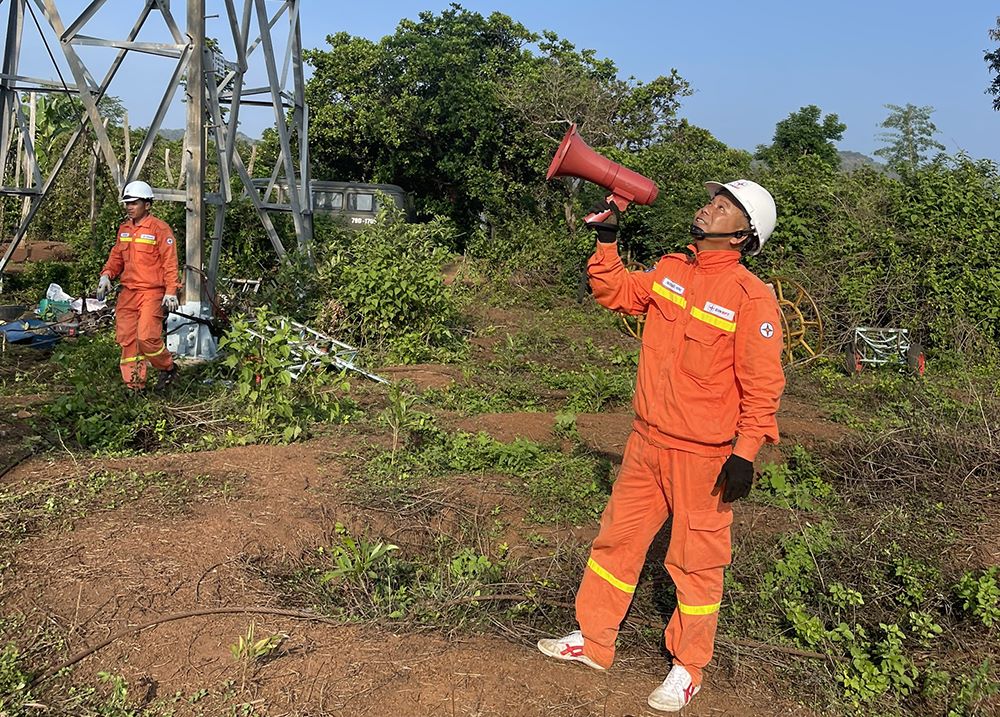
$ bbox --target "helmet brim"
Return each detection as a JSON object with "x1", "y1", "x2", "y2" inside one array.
[{"x1": 704, "y1": 181, "x2": 726, "y2": 198}]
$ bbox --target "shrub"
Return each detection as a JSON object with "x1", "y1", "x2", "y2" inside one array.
[
  {"x1": 955, "y1": 567, "x2": 1000, "y2": 628},
  {"x1": 316, "y1": 205, "x2": 466, "y2": 362},
  {"x1": 217, "y1": 306, "x2": 354, "y2": 442}
]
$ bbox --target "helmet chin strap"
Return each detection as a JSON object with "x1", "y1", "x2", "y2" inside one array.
[{"x1": 689, "y1": 225, "x2": 751, "y2": 240}]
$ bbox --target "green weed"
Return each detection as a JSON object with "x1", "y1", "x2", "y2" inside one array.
[
  {"x1": 955, "y1": 567, "x2": 1000, "y2": 628},
  {"x1": 0, "y1": 641, "x2": 175, "y2": 716},
  {"x1": 947, "y1": 660, "x2": 1000, "y2": 717},
  {"x1": 230, "y1": 622, "x2": 285, "y2": 694},
  {"x1": 563, "y1": 367, "x2": 634, "y2": 412},
  {"x1": 0, "y1": 469, "x2": 235, "y2": 553},
  {"x1": 420, "y1": 382, "x2": 545, "y2": 414},
  {"x1": 42, "y1": 334, "x2": 171, "y2": 453},
  {"x1": 755, "y1": 445, "x2": 834, "y2": 510},
  {"x1": 361, "y1": 424, "x2": 610, "y2": 525},
  {"x1": 0, "y1": 643, "x2": 32, "y2": 713}
]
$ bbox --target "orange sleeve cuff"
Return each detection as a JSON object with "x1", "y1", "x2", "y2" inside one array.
[{"x1": 733, "y1": 435, "x2": 766, "y2": 463}]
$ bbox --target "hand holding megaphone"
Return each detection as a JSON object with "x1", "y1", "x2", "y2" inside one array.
[
  {"x1": 546, "y1": 124, "x2": 659, "y2": 225},
  {"x1": 584, "y1": 196, "x2": 626, "y2": 226}
]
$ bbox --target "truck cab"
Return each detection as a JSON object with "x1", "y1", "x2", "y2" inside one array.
[{"x1": 251, "y1": 179, "x2": 414, "y2": 226}]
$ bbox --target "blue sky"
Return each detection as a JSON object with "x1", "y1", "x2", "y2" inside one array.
[{"x1": 8, "y1": 1, "x2": 999, "y2": 162}]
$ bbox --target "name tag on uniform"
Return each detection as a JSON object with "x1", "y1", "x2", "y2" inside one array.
[
  {"x1": 661, "y1": 277, "x2": 685, "y2": 295},
  {"x1": 652, "y1": 276, "x2": 687, "y2": 308},
  {"x1": 703, "y1": 301, "x2": 736, "y2": 321}
]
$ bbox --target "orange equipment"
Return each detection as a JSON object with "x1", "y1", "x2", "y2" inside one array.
[
  {"x1": 101, "y1": 213, "x2": 178, "y2": 388},
  {"x1": 546, "y1": 123, "x2": 659, "y2": 224},
  {"x1": 575, "y1": 241, "x2": 785, "y2": 685}
]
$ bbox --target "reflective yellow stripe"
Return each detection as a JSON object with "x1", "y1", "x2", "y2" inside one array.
[
  {"x1": 145, "y1": 345, "x2": 165, "y2": 358},
  {"x1": 119, "y1": 237, "x2": 133, "y2": 242},
  {"x1": 690, "y1": 307, "x2": 736, "y2": 333},
  {"x1": 120, "y1": 354, "x2": 145, "y2": 364},
  {"x1": 651, "y1": 281, "x2": 687, "y2": 308},
  {"x1": 133, "y1": 237, "x2": 157, "y2": 245},
  {"x1": 587, "y1": 558, "x2": 636, "y2": 594},
  {"x1": 677, "y1": 600, "x2": 721, "y2": 615}
]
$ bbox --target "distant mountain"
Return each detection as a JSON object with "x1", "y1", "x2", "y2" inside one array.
[
  {"x1": 838, "y1": 151, "x2": 884, "y2": 172},
  {"x1": 157, "y1": 128, "x2": 259, "y2": 144}
]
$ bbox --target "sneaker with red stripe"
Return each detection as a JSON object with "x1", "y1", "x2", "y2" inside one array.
[
  {"x1": 536, "y1": 630, "x2": 605, "y2": 671},
  {"x1": 647, "y1": 664, "x2": 700, "y2": 712}
]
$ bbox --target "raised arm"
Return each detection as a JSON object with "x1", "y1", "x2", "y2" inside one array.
[{"x1": 586, "y1": 241, "x2": 653, "y2": 316}]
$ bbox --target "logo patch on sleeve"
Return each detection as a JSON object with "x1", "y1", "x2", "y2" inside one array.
[
  {"x1": 759, "y1": 322, "x2": 775, "y2": 338},
  {"x1": 166, "y1": 237, "x2": 173, "y2": 245},
  {"x1": 703, "y1": 301, "x2": 736, "y2": 321}
]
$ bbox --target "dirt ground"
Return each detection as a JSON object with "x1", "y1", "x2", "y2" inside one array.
[{"x1": 0, "y1": 391, "x2": 833, "y2": 716}]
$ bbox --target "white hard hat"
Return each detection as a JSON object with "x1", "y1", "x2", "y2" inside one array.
[
  {"x1": 121, "y1": 180, "x2": 155, "y2": 202},
  {"x1": 704, "y1": 179, "x2": 776, "y2": 255}
]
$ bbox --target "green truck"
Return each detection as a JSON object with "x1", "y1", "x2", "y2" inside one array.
[{"x1": 252, "y1": 179, "x2": 414, "y2": 226}]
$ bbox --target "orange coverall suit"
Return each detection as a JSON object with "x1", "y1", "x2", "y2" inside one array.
[
  {"x1": 577, "y1": 241, "x2": 785, "y2": 685},
  {"x1": 101, "y1": 214, "x2": 179, "y2": 388}
]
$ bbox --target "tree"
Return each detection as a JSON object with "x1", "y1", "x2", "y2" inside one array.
[
  {"x1": 874, "y1": 103, "x2": 945, "y2": 172},
  {"x1": 497, "y1": 31, "x2": 690, "y2": 231},
  {"x1": 303, "y1": 6, "x2": 545, "y2": 236},
  {"x1": 625, "y1": 122, "x2": 751, "y2": 260},
  {"x1": 987, "y1": 16, "x2": 1000, "y2": 111},
  {"x1": 498, "y1": 32, "x2": 690, "y2": 151},
  {"x1": 302, "y1": 6, "x2": 692, "y2": 239},
  {"x1": 755, "y1": 104, "x2": 846, "y2": 167}
]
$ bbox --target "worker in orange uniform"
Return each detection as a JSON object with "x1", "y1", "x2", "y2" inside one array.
[
  {"x1": 538, "y1": 180, "x2": 785, "y2": 712},
  {"x1": 96, "y1": 180, "x2": 179, "y2": 390}
]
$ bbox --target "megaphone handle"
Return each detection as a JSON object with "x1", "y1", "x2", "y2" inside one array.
[{"x1": 583, "y1": 194, "x2": 632, "y2": 224}]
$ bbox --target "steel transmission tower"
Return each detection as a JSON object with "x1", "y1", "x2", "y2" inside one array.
[{"x1": 0, "y1": 0, "x2": 313, "y2": 358}]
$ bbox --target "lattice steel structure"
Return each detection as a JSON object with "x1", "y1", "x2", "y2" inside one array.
[{"x1": 0, "y1": 0, "x2": 313, "y2": 357}]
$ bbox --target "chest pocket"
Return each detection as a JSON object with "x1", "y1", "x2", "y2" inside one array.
[
  {"x1": 680, "y1": 318, "x2": 734, "y2": 380},
  {"x1": 132, "y1": 235, "x2": 158, "y2": 258},
  {"x1": 644, "y1": 285, "x2": 685, "y2": 351}
]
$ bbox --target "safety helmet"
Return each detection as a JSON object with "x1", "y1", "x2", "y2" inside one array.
[
  {"x1": 121, "y1": 180, "x2": 155, "y2": 203},
  {"x1": 704, "y1": 179, "x2": 776, "y2": 255}
]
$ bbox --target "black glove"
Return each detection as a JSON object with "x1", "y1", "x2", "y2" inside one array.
[
  {"x1": 713, "y1": 454, "x2": 754, "y2": 503},
  {"x1": 586, "y1": 199, "x2": 621, "y2": 243}
]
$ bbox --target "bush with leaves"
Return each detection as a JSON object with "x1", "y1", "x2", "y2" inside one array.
[
  {"x1": 315, "y1": 206, "x2": 465, "y2": 362},
  {"x1": 217, "y1": 306, "x2": 354, "y2": 442}
]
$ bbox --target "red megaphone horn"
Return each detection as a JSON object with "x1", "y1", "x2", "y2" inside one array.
[{"x1": 546, "y1": 123, "x2": 659, "y2": 223}]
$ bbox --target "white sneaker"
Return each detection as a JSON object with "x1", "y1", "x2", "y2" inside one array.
[
  {"x1": 536, "y1": 630, "x2": 605, "y2": 671},
  {"x1": 647, "y1": 664, "x2": 700, "y2": 712}
]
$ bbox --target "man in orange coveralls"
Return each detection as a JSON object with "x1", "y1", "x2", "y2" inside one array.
[
  {"x1": 96, "y1": 180, "x2": 179, "y2": 390},
  {"x1": 538, "y1": 180, "x2": 785, "y2": 712}
]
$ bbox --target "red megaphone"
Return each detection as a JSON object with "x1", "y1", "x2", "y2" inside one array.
[{"x1": 546, "y1": 123, "x2": 659, "y2": 223}]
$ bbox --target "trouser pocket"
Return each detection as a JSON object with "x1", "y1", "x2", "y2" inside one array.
[{"x1": 682, "y1": 508, "x2": 733, "y2": 571}]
